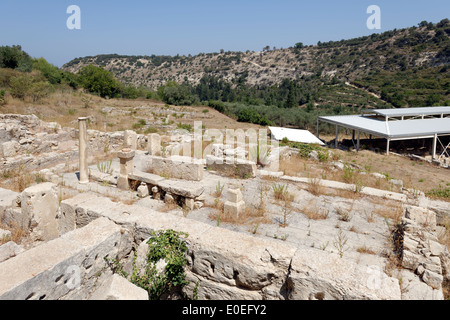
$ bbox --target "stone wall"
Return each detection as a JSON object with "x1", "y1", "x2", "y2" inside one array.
[{"x1": 51, "y1": 193, "x2": 402, "y2": 300}]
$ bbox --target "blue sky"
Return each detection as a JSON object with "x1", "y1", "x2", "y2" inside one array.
[{"x1": 0, "y1": 0, "x2": 449, "y2": 67}]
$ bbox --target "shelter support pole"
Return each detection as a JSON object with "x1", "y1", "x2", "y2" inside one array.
[
  {"x1": 335, "y1": 125, "x2": 338, "y2": 149},
  {"x1": 357, "y1": 131, "x2": 360, "y2": 152},
  {"x1": 316, "y1": 118, "x2": 319, "y2": 138},
  {"x1": 386, "y1": 139, "x2": 390, "y2": 156},
  {"x1": 432, "y1": 134, "x2": 437, "y2": 160}
]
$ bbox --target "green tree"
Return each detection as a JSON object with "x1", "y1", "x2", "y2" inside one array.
[
  {"x1": 0, "y1": 45, "x2": 33, "y2": 72},
  {"x1": 78, "y1": 65, "x2": 121, "y2": 98},
  {"x1": 32, "y1": 58, "x2": 62, "y2": 84}
]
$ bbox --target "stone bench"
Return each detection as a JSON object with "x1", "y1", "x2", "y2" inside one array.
[{"x1": 127, "y1": 170, "x2": 204, "y2": 210}]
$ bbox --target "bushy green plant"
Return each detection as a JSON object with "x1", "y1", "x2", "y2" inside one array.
[{"x1": 130, "y1": 230, "x2": 190, "y2": 300}]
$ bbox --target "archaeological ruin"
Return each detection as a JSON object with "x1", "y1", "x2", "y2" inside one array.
[{"x1": 0, "y1": 113, "x2": 449, "y2": 301}]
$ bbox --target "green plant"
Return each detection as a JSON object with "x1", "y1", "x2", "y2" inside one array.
[
  {"x1": 130, "y1": 230, "x2": 190, "y2": 300},
  {"x1": 214, "y1": 181, "x2": 225, "y2": 198},
  {"x1": 0, "y1": 89, "x2": 6, "y2": 106},
  {"x1": 104, "y1": 256, "x2": 129, "y2": 278},
  {"x1": 333, "y1": 229, "x2": 349, "y2": 258},
  {"x1": 272, "y1": 183, "x2": 289, "y2": 200},
  {"x1": 177, "y1": 123, "x2": 193, "y2": 132},
  {"x1": 97, "y1": 160, "x2": 113, "y2": 175}
]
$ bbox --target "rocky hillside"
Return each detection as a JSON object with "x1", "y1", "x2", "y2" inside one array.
[{"x1": 63, "y1": 21, "x2": 449, "y2": 94}]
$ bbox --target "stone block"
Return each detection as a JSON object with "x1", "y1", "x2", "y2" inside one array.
[
  {"x1": 422, "y1": 269, "x2": 443, "y2": 290},
  {"x1": 21, "y1": 183, "x2": 59, "y2": 242},
  {"x1": 147, "y1": 133, "x2": 161, "y2": 156},
  {"x1": 0, "y1": 218, "x2": 129, "y2": 300},
  {"x1": 224, "y1": 201, "x2": 245, "y2": 218},
  {"x1": 137, "y1": 185, "x2": 149, "y2": 198},
  {"x1": 227, "y1": 189, "x2": 243, "y2": 203},
  {"x1": 147, "y1": 156, "x2": 203, "y2": 181},
  {"x1": 206, "y1": 155, "x2": 256, "y2": 178},
  {"x1": 0, "y1": 241, "x2": 24, "y2": 263},
  {"x1": 123, "y1": 130, "x2": 137, "y2": 150},
  {"x1": 405, "y1": 206, "x2": 436, "y2": 228},
  {"x1": 89, "y1": 274, "x2": 148, "y2": 300},
  {"x1": 1, "y1": 141, "x2": 19, "y2": 158}
]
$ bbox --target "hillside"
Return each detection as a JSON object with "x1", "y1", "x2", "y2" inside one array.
[{"x1": 63, "y1": 20, "x2": 450, "y2": 109}]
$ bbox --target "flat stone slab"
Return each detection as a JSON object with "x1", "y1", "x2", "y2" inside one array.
[
  {"x1": 0, "y1": 217, "x2": 126, "y2": 300},
  {"x1": 0, "y1": 188, "x2": 19, "y2": 216},
  {"x1": 0, "y1": 241, "x2": 24, "y2": 263},
  {"x1": 128, "y1": 170, "x2": 165, "y2": 185},
  {"x1": 157, "y1": 180, "x2": 204, "y2": 199},
  {"x1": 89, "y1": 274, "x2": 148, "y2": 300}
]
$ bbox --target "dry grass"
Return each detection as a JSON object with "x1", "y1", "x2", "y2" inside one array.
[
  {"x1": 301, "y1": 199, "x2": 329, "y2": 220},
  {"x1": 356, "y1": 245, "x2": 376, "y2": 255},
  {"x1": 0, "y1": 216, "x2": 30, "y2": 245},
  {"x1": 371, "y1": 200, "x2": 404, "y2": 225},
  {"x1": 307, "y1": 178, "x2": 324, "y2": 196},
  {"x1": 0, "y1": 164, "x2": 37, "y2": 192},
  {"x1": 208, "y1": 202, "x2": 271, "y2": 226},
  {"x1": 159, "y1": 201, "x2": 180, "y2": 213}
]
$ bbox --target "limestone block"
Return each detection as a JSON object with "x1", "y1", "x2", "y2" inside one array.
[
  {"x1": 0, "y1": 218, "x2": 129, "y2": 300},
  {"x1": 224, "y1": 201, "x2": 245, "y2": 218},
  {"x1": 206, "y1": 155, "x2": 256, "y2": 178},
  {"x1": 429, "y1": 240, "x2": 444, "y2": 257},
  {"x1": 226, "y1": 189, "x2": 243, "y2": 203},
  {"x1": 288, "y1": 247, "x2": 401, "y2": 300},
  {"x1": 185, "y1": 198, "x2": 195, "y2": 210},
  {"x1": 399, "y1": 270, "x2": 444, "y2": 300},
  {"x1": 164, "y1": 193, "x2": 175, "y2": 204},
  {"x1": 0, "y1": 241, "x2": 24, "y2": 263},
  {"x1": 21, "y1": 183, "x2": 59, "y2": 242},
  {"x1": 422, "y1": 269, "x2": 443, "y2": 289},
  {"x1": 148, "y1": 156, "x2": 203, "y2": 181},
  {"x1": 402, "y1": 250, "x2": 422, "y2": 271},
  {"x1": 1, "y1": 141, "x2": 19, "y2": 158},
  {"x1": 137, "y1": 185, "x2": 149, "y2": 198},
  {"x1": 147, "y1": 133, "x2": 161, "y2": 156},
  {"x1": 405, "y1": 206, "x2": 437, "y2": 228},
  {"x1": 89, "y1": 274, "x2": 148, "y2": 300},
  {"x1": 123, "y1": 130, "x2": 137, "y2": 150},
  {"x1": 0, "y1": 188, "x2": 19, "y2": 218},
  {"x1": 158, "y1": 180, "x2": 204, "y2": 199}
]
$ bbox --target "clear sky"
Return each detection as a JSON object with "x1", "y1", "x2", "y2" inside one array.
[{"x1": 1, "y1": 0, "x2": 449, "y2": 67}]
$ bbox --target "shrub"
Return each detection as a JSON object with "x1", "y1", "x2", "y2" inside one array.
[
  {"x1": 130, "y1": 230, "x2": 189, "y2": 300},
  {"x1": 0, "y1": 89, "x2": 6, "y2": 106},
  {"x1": 78, "y1": 65, "x2": 122, "y2": 98}
]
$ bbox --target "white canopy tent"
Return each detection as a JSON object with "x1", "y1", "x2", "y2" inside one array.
[
  {"x1": 317, "y1": 106, "x2": 450, "y2": 157},
  {"x1": 269, "y1": 127, "x2": 325, "y2": 145}
]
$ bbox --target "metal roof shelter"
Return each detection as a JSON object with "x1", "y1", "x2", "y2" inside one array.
[
  {"x1": 317, "y1": 107, "x2": 450, "y2": 157},
  {"x1": 269, "y1": 127, "x2": 325, "y2": 145}
]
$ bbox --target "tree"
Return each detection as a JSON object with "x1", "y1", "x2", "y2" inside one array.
[
  {"x1": 0, "y1": 45, "x2": 33, "y2": 72},
  {"x1": 77, "y1": 65, "x2": 121, "y2": 98},
  {"x1": 294, "y1": 42, "x2": 304, "y2": 49},
  {"x1": 32, "y1": 58, "x2": 62, "y2": 84}
]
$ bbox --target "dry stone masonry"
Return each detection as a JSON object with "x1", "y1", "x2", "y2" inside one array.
[{"x1": 0, "y1": 114, "x2": 449, "y2": 300}]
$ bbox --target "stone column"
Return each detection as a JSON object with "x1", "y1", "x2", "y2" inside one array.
[
  {"x1": 224, "y1": 189, "x2": 245, "y2": 218},
  {"x1": 147, "y1": 133, "x2": 161, "y2": 156},
  {"x1": 78, "y1": 117, "x2": 89, "y2": 184},
  {"x1": 124, "y1": 130, "x2": 138, "y2": 150},
  {"x1": 117, "y1": 149, "x2": 135, "y2": 190}
]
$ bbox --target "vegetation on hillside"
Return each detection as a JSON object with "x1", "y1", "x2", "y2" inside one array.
[{"x1": 1, "y1": 19, "x2": 449, "y2": 130}]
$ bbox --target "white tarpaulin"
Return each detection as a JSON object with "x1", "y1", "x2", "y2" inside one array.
[{"x1": 269, "y1": 127, "x2": 325, "y2": 145}]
